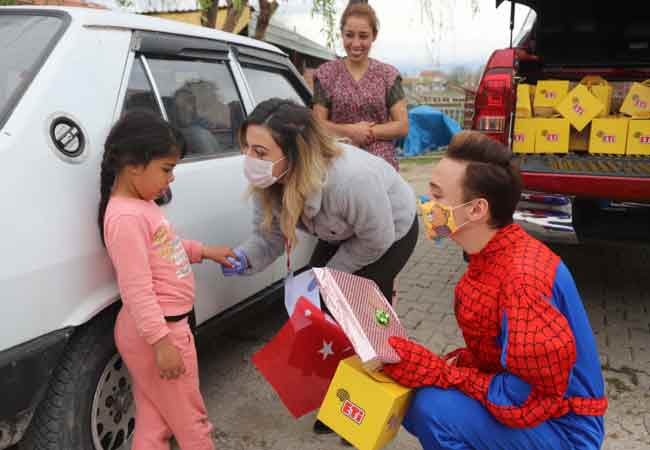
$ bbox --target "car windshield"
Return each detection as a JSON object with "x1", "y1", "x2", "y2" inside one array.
[{"x1": 0, "y1": 13, "x2": 66, "y2": 128}]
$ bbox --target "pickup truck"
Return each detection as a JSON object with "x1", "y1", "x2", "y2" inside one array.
[{"x1": 473, "y1": 0, "x2": 650, "y2": 244}]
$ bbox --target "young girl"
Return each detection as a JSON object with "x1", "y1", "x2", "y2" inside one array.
[{"x1": 98, "y1": 111, "x2": 233, "y2": 450}]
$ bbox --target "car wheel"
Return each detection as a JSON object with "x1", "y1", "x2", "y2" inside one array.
[{"x1": 21, "y1": 305, "x2": 135, "y2": 450}]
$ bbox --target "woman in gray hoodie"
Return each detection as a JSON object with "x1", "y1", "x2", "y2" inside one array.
[{"x1": 224, "y1": 98, "x2": 418, "y2": 304}]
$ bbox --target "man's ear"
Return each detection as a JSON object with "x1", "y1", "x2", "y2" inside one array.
[{"x1": 468, "y1": 198, "x2": 490, "y2": 223}]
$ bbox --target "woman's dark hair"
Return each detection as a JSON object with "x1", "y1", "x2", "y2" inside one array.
[
  {"x1": 98, "y1": 111, "x2": 184, "y2": 244},
  {"x1": 445, "y1": 131, "x2": 522, "y2": 229}
]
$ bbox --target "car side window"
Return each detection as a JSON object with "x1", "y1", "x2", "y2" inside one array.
[
  {"x1": 122, "y1": 56, "x2": 162, "y2": 117},
  {"x1": 146, "y1": 58, "x2": 245, "y2": 158},
  {"x1": 242, "y1": 66, "x2": 305, "y2": 106}
]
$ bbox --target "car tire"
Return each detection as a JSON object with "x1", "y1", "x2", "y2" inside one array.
[{"x1": 21, "y1": 304, "x2": 135, "y2": 450}]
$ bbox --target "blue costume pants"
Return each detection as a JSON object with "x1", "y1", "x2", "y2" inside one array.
[{"x1": 403, "y1": 387, "x2": 586, "y2": 450}]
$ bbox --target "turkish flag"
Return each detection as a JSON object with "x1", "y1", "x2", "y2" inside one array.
[{"x1": 252, "y1": 297, "x2": 355, "y2": 418}]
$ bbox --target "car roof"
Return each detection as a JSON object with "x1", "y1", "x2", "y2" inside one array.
[{"x1": 3, "y1": 6, "x2": 286, "y2": 56}]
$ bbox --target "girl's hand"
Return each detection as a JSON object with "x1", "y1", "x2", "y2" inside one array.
[
  {"x1": 346, "y1": 121, "x2": 375, "y2": 147},
  {"x1": 153, "y1": 335, "x2": 185, "y2": 380},
  {"x1": 202, "y1": 245, "x2": 237, "y2": 267}
]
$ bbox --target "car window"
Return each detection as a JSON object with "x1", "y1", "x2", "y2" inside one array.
[
  {"x1": 242, "y1": 67, "x2": 305, "y2": 106},
  {"x1": 0, "y1": 14, "x2": 66, "y2": 128},
  {"x1": 122, "y1": 56, "x2": 161, "y2": 117},
  {"x1": 146, "y1": 58, "x2": 245, "y2": 157}
]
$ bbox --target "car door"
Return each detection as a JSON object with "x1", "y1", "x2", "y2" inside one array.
[
  {"x1": 117, "y1": 33, "x2": 272, "y2": 326},
  {"x1": 235, "y1": 48, "x2": 318, "y2": 283}
]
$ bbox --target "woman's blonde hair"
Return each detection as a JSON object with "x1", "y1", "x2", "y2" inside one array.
[{"x1": 238, "y1": 99, "x2": 342, "y2": 250}]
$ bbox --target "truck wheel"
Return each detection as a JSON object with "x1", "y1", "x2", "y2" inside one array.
[{"x1": 21, "y1": 305, "x2": 135, "y2": 450}]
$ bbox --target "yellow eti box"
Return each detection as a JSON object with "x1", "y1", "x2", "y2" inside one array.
[
  {"x1": 555, "y1": 84, "x2": 604, "y2": 132},
  {"x1": 534, "y1": 118, "x2": 570, "y2": 154},
  {"x1": 513, "y1": 118, "x2": 536, "y2": 153},
  {"x1": 533, "y1": 80, "x2": 570, "y2": 117},
  {"x1": 627, "y1": 119, "x2": 650, "y2": 156},
  {"x1": 580, "y1": 76, "x2": 613, "y2": 117},
  {"x1": 589, "y1": 117, "x2": 629, "y2": 155},
  {"x1": 516, "y1": 84, "x2": 534, "y2": 118},
  {"x1": 570, "y1": 125, "x2": 590, "y2": 152},
  {"x1": 620, "y1": 80, "x2": 650, "y2": 118},
  {"x1": 317, "y1": 356, "x2": 412, "y2": 450}
]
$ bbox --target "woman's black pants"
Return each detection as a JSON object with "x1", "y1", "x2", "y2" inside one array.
[{"x1": 308, "y1": 216, "x2": 419, "y2": 304}]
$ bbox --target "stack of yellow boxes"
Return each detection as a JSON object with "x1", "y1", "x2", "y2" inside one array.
[
  {"x1": 621, "y1": 80, "x2": 650, "y2": 156},
  {"x1": 513, "y1": 83, "x2": 537, "y2": 153},
  {"x1": 514, "y1": 80, "x2": 573, "y2": 154},
  {"x1": 512, "y1": 76, "x2": 650, "y2": 156}
]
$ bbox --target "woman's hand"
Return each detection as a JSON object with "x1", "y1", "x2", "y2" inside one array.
[
  {"x1": 202, "y1": 245, "x2": 237, "y2": 267},
  {"x1": 346, "y1": 121, "x2": 375, "y2": 147},
  {"x1": 153, "y1": 335, "x2": 186, "y2": 380}
]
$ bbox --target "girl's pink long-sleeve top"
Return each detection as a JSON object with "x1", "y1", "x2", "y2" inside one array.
[{"x1": 104, "y1": 197, "x2": 203, "y2": 345}]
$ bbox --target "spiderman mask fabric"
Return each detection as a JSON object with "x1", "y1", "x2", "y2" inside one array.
[{"x1": 383, "y1": 224, "x2": 607, "y2": 450}]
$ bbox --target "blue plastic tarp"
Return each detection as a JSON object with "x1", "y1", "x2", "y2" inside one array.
[{"x1": 398, "y1": 106, "x2": 461, "y2": 157}]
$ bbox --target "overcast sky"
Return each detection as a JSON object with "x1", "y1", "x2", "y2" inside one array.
[
  {"x1": 95, "y1": 0, "x2": 533, "y2": 76},
  {"x1": 272, "y1": 0, "x2": 533, "y2": 76}
]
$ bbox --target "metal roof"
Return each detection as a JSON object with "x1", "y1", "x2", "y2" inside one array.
[{"x1": 249, "y1": 15, "x2": 337, "y2": 62}]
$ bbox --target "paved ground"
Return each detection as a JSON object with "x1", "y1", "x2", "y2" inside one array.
[{"x1": 198, "y1": 162, "x2": 650, "y2": 449}]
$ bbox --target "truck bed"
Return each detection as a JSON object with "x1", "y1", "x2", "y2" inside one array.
[{"x1": 516, "y1": 153, "x2": 650, "y2": 177}]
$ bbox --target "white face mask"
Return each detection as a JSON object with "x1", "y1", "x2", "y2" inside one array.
[{"x1": 244, "y1": 155, "x2": 288, "y2": 188}]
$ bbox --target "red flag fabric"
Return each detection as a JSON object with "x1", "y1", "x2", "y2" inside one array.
[{"x1": 252, "y1": 297, "x2": 355, "y2": 418}]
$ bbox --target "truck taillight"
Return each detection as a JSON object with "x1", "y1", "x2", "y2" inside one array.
[
  {"x1": 477, "y1": 116, "x2": 506, "y2": 133},
  {"x1": 473, "y1": 51, "x2": 515, "y2": 144}
]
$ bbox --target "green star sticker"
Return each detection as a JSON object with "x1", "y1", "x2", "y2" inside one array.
[{"x1": 375, "y1": 309, "x2": 390, "y2": 327}]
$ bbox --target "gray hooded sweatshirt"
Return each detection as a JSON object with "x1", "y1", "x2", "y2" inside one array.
[{"x1": 239, "y1": 144, "x2": 416, "y2": 274}]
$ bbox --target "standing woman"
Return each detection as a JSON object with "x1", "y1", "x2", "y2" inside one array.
[{"x1": 312, "y1": 1, "x2": 408, "y2": 171}]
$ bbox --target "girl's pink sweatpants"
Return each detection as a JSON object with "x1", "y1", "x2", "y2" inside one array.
[{"x1": 115, "y1": 308, "x2": 215, "y2": 450}]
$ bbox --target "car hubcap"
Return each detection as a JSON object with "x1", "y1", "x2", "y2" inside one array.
[{"x1": 91, "y1": 354, "x2": 135, "y2": 450}]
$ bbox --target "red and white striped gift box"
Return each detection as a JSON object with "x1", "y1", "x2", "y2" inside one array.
[{"x1": 312, "y1": 268, "x2": 407, "y2": 370}]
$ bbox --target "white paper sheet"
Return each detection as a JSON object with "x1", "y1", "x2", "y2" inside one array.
[{"x1": 284, "y1": 270, "x2": 321, "y2": 317}]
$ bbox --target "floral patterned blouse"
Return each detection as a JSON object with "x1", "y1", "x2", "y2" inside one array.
[{"x1": 313, "y1": 58, "x2": 405, "y2": 170}]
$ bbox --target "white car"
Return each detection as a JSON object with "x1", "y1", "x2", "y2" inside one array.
[{"x1": 0, "y1": 6, "x2": 314, "y2": 449}]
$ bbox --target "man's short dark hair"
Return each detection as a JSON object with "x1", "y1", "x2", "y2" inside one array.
[{"x1": 445, "y1": 131, "x2": 522, "y2": 229}]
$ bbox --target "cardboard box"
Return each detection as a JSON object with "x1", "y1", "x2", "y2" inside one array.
[
  {"x1": 580, "y1": 76, "x2": 613, "y2": 117},
  {"x1": 627, "y1": 119, "x2": 650, "y2": 156},
  {"x1": 620, "y1": 80, "x2": 650, "y2": 118},
  {"x1": 513, "y1": 118, "x2": 536, "y2": 153},
  {"x1": 534, "y1": 80, "x2": 570, "y2": 117},
  {"x1": 535, "y1": 118, "x2": 570, "y2": 154},
  {"x1": 589, "y1": 117, "x2": 629, "y2": 155},
  {"x1": 516, "y1": 84, "x2": 534, "y2": 118},
  {"x1": 555, "y1": 84, "x2": 604, "y2": 132},
  {"x1": 317, "y1": 356, "x2": 413, "y2": 450}
]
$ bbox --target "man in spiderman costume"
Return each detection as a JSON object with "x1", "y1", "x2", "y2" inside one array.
[{"x1": 383, "y1": 132, "x2": 607, "y2": 450}]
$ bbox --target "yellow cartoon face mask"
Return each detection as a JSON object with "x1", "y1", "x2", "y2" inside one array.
[{"x1": 419, "y1": 196, "x2": 472, "y2": 242}]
